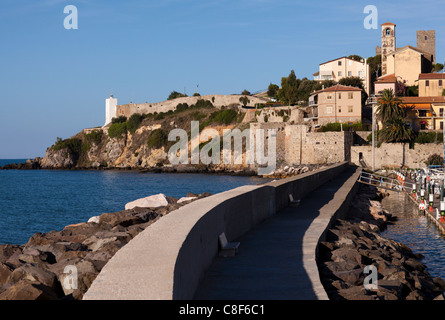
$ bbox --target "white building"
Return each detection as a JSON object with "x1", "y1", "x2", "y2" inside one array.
[
  {"x1": 104, "y1": 95, "x2": 118, "y2": 126},
  {"x1": 313, "y1": 56, "x2": 370, "y2": 95}
]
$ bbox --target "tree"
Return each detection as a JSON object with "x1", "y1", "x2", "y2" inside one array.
[
  {"x1": 442, "y1": 88, "x2": 445, "y2": 97},
  {"x1": 168, "y1": 91, "x2": 187, "y2": 100},
  {"x1": 281, "y1": 70, "x2": 299, "y2": 105},
  {"x1": 239, "y1": 96, "x2": 250, "y2": 107},
  {"x1": 339, "y1": 76, "x2": 368, "y2": 104},
  {"x1": 432, "y1": 63, "x2": 444, "y2": 73},
  {"x1": 378, "y1": 117, "x2": 415, "y2": 143},
  {"x1": 348, "y1": 55, "x2": 364, "y2": 62},
  {"x1": 267, "y1": 83, "x2": 279, "y2": 99},
  {"x1": 376, "y1": 89, "x2": 404, "y2": 124},
  {"x1": 367, "y1": 54, "x2": 381, "y2": 93},
  {"x1": 241, "y1": 89, "x2": 251, "y2": 95}
]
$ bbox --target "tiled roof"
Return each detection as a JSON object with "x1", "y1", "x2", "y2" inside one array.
[
  {"x1": 381, "y1": 22, "x2": 396, "y2": 26},
  {"x1": 311, "y1": 84, "x2": 362, "y2": 95},
  {"x1": 418, "y1": 73, "x2": 445, "y2": 80},
  {"x1": 375, "y1": 74, "x2": 397, "y2": 83},
  {"x1": 400, "y1": 96, "x2": 445, "y2": 104}
]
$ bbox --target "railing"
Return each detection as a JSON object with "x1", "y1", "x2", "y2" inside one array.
[{"x1": 357, "y1": 171, "x2": 415, "y2": 193}]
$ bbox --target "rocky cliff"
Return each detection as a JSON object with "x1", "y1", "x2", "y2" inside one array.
[{"x1": 5, "y1": 99, "x2": 312, "y2": 177}]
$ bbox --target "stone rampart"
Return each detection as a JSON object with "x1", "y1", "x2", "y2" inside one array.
[{"x1": 351, "y1": 143, "x2": 443, "y2": 169}]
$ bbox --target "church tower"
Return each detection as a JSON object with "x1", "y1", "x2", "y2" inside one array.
[{"x1": 381, "y1": 22, "x2": 396, "y2": 75}]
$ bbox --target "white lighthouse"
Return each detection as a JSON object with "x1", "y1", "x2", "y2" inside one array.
[{"x1": 104, "y1": 95, "x2": 118, "y2": 126}]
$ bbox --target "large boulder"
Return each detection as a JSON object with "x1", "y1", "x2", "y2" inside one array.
[
  {"x1": 124, "y1": 193, "x2": 170, "y2": 210},
  {"x1": 0, "y1": 280, "x2": 58, "y2": 300}
]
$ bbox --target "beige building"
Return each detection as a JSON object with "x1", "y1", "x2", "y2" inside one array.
[
  {"x1": 313, "y1": 56, "x2": 370, "y2": 95},
  {"x1": 374, "y1": 74, "x2": 397, "y2": 95},
  {"x1": 377, "y1": 22, "x2": 435, "y2": 86},
  {"x1": 401, "y1": 96, "x2": 445, "y2": 130},
  {"x1": 309, "y1": 84, "x2": 362, "y2": 125},
  {"x1": 386, "y1": 45, "x2": 434, "y2": 86},
  {"x1": 418, "y1": 73, "x2": 445, "y2": 97}
]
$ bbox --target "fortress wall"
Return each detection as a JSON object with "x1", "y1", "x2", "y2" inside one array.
[
  {"x1": 351, "y1": 143, "x2": 443, "y2": 169},
  {"x1": 251, "y1": 123, "x2": 353, "y2": 166},
  {"x1": 115, "y1": 95, "x2": 268, "y2": 119}
]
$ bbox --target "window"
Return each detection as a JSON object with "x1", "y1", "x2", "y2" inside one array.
[
  {"x1": 358, "y1": 71, "x2": 363, "y2": 78},
  {"x1": 338, "y1": 61, "x2": 342, "y2": 66},
  {"x1": 326, "y1": 106, "x2": 333, "y2": 114},
  {"x1": 441, "y1": 122, "x2": 444, "y2": 130},
  {"x1": 348, "y1": 60, "x2": 352, "y2": 66},
  {"x1": 440, "y1": 108, "x2": 444, "y2": 117},
  {"x1": 419, "y1": 110, "x2": 427, "y2": 117},
  {"x1": 439, "y1": 80, "x2": 443, "y2": 87},
  {"x1": 426, "y1": 80, "x2": 430, "y2": 87},
  {"x1": 425, "y1": 36, "x2": 428, "y2": 40},
  {"x1": 348, "y1": 92, "x2": 353, "y2": 99},
  {"x1": 348, "y1": 105, "x2": 353, "y2": 113},
  {"x1": 338, "y1": 106, "x2": 342, "y2": 113},
  {"x1": 338, "y1": 71, "x2": 342, "y2": 77},
  {"x1": 338, "y1": 93, "x2": 342, "y2": 99},
  {"x1": 348, "y1": 71, "x2": 352, "y2": 76},
  {"x1": 327, "y1": 94, "x2": 332, "y2": 100},
  {"x1": 386, "y1": 28, "x2": 391, "y2": 35}
]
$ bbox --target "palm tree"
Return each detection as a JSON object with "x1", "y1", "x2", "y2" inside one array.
[
  {"x1": 376, "y1": 89, "x2": 404, "y2": 124},
  {"x1": 379, "y1": 117, "x2": 415, "y2": 143}
]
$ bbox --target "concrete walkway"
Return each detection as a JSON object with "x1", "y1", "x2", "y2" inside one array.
[{"x1": 194, "y1": 166, "x2": 360, "y2": 300}]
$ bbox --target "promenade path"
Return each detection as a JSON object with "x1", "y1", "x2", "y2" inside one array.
[
  {"x1": 84, "y1": 164, "x2": 360, "y2": 300},
  {"x1": 194, "y1": 166, "x2": 359, "y2": 300}
]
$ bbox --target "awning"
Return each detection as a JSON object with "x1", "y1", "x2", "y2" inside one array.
[
  {"x1": 319, "y1": 70, "x2": 333, "y2": 77},
  {"x1": 412, "y1": 104, "x2": 432, "y2": 110}
]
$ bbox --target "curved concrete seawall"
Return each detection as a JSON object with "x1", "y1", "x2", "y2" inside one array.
[{"x1": 84, "y1": 162, "x2": 356, "y2": 300}]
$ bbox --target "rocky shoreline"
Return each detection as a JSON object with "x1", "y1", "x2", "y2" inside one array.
[
  {"x1": 318, "y1": 184, "x2": 445, "y2": 300},
  {"x1": 0, "y1": 192, "x2": 211, "y2": 300},
  {"x1": 0, "y1": 158, "x2": 329, "y2": 179}
]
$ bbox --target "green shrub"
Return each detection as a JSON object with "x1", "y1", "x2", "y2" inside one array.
[
  {"x1": 415, "y1": 132, "x2": 443, "y2": 144},
  {"x1": 319, "y1": 121, "x2": 367, "y2": 132},
  {"x1": 127, "y1": 113, "x2": 143, "y2": 134},
  {"x1": 194, "y1": 99, "x2": 214, "y2": 109},
  {"x1": 192, "y1": 111, "x2": 206, "y2": 121},
  {"x1": 112, "y1": 116, "x2": 127, "y2": 124},
  {"x1": 426, "y1": 154, "x2": 444, "y2": 166},
  {"x1": 210, "y1": 109, "x2": 238, "y2": 125},
  {"x1": 52, "y1": 137, "x2": 82, "y2": 155},
  {"x1": 85, "y1": 130, "x2": 103, "y2": 146},
  {"x1": 147, "y1": 129, "x2": 167, "y2": 149},
  {"x1": 176, "y1": 103, "x2": 189, "y2": 112},
  {"x1": 108, "y1": 122, "x2": 128, "y2": 139}
]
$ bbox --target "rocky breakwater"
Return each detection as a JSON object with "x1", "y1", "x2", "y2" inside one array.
[
  {"x1": 318, "y1": 184, "x2": 445, "y2": 300},
  {"x1": 0, "y1": 192, "x2": 211, "y2": 300}
]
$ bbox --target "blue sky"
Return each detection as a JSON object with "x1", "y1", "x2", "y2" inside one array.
[{"x1": 0, "y1": 0, "x2": 444, "y2": 158}]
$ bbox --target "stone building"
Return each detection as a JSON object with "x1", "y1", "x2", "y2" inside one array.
[{"x1": 308, "y1": 84, "x2": 363, "y2": 126}]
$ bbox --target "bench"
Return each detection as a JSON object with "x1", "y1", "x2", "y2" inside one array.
[
  {"x1": 218, "y1": 232, "x2": 240, "y2": 257},
  {"x1": 289, "y1": 194, "x2": 300, "y2": 207}
]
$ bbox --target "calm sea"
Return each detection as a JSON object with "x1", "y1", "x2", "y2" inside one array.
[{"x1": 0, "y1": 159, "x2": 268, "y2": 245}]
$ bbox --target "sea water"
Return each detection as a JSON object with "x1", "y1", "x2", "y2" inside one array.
[{"x1": 0, "y1": 159, "x2": 268, "y2": 245}]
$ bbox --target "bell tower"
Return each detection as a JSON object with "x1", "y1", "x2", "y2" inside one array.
[{"x1": 381, "y1": 22, "x2": 396, "y2": 75}]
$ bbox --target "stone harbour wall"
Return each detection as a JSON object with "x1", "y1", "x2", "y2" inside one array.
[{"x1": 351, "y1": 143, "x2": 444, "y2": 169}]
